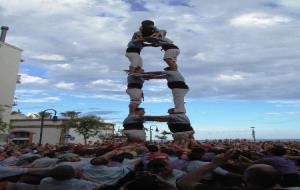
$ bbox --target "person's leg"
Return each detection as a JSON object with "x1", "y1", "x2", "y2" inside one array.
[
  {"x1": 123, "y1": 130, "x2": 146, "y2": 144},
  {"x1": 172, "y1": 132, "x2": 188, "y2": 145},
  {"x1": 126, "y1": 89, "x2": 142, "y2": 114},
  {"x1": 163, "y1": 48, "x2": 180, "y2": 69},
  {"x1": 171, "y1": 88, "x2": 188, "y2": 113},
  {"x1": 125, "y1": 52, "x2": 143, "y2": 73}
]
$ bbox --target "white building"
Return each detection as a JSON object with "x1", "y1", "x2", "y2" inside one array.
[
  {"x1": 9, "y1": 117, "x2": 115, "y2": 145},
  {"x1": 0, "y1": 26, "x2": 23, "y2": 143}
]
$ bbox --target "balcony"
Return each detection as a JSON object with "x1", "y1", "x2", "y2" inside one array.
[{"x1": 16, "y1": 74, "x2": 21, "y2": 84}]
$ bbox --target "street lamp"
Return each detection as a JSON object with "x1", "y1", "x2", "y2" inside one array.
[
  {"x1": 39, "y1": 109, "x2": 58, "y2": 145},
  {"x1": 149, "y1": 125, "x2": 159, "y2": 143},
  {"x1": 250, "y1": 126, "x2": 256, "y2": 142}
]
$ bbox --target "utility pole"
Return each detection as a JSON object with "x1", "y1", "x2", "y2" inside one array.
[{"x1": 250, "y1": 126, "x2": 256, "y2": 142}]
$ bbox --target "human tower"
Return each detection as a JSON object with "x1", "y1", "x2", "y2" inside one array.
[{"x1": 122, "y1": 20, "x2": 194, "y2": 144}]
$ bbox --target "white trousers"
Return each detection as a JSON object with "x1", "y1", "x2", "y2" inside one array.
[
  {"x1": 172, "y1": 130, "x2": 194, "y2": 141},
  {"x1": 126, "y1": 88, "x2": 143, "y2": 104},
  {"x1": 123, "y1": 129, "x2": 146, "y2": 142},
  {"x1": 125, "y1": 52, "x2": 143, "y2": 68},
  {"x1": 172, "y1": 88, "x2": 189, "y2": 113},
  {"x1": 164, "y1": 49, "x2": 180, "y2": 63}
]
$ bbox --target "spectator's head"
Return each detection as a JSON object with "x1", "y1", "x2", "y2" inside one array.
[
  {"x1": 58, "y1": 153, "x2": 80, "y2": 162},
  {"x1": 160, "y1": 148, "x2": 176, "y2": 157},
  {"x1": 147, "y1": 158, "x2": 173, "y2": 178},
  {"x1": 49, "y1": 165, "x2": 75, "y2": 181},
  {"x1": 147, "y1": 144, "x2": 159, "y2": 152},
  {"x1": 95, "y1": 147, "x2": 113, "y2": 157},
  {"x1": 90, "y1": 157, "x2": 108, "y2": 166},
  {"x1": 188, "y1": 148, "x2": 205, "y2": 161},
  {"x1": 44, "y1": 151, "x2": 56, "y2": 158},
  {"x1": 244, "y1": 164, "x2": 281, "y2": 189},
  {"x1": 20, "y1": 148, "x2": 32, "y2": 154},
  {"x1": 270, "y1": 145, "x2": 287, "y2": 156},
  {"x1": 123, "y1": 174, "x2": 158, "y2": 190},
  {"x1": 123, "y1": 171, "x2": 174, "y2": 190},
  {"x1": 111, "y1": 152, "x2": 134, "y2": 163},
  {"x1": 6, "y1": 149, "x2": 21, "y2": 157}
]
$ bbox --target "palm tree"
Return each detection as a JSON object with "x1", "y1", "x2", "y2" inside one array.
[
  {"x1": 155, "y1": 130, "x2": 171, "y2": 142},
  {"x1": 0, "y1": 107, "x2": 7, "y2": 132}
]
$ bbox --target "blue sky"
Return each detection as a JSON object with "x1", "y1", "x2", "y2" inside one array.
[{"x1": 1, "y1": 0, "x2": 300, "y2": 139}]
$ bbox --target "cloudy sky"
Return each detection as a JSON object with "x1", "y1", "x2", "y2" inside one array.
[{"x1": 1, "y1": 0, "x2": 300, "y2": 140}]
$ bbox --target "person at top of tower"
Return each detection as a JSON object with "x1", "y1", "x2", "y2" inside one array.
[{"x1": 126, "y1": 20, "x2": 179, "y2": 73}]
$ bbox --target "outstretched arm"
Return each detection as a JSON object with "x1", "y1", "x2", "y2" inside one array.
[
  {"x1": 177, "y1": 150, "x2": 235, "y2": 190},
  {"x1": 142, "y1": 73, "x2": 166, "y2": 80},
  {"x1": 131, "y1": 32, "x2": 144, "y2": 41},
  {"x1": 143, "y1": 71, "x2": 164, "y2": 75},
  {"x1": 143, "y1": 115, "x2": 170, "y2": 122}
]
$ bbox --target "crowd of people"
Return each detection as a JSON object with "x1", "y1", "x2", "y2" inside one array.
[{"x1": 0, "y1": 139, "x2": 299, "y2": 190}]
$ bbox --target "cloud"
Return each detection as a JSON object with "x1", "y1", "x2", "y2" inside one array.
[
  {"x1": 31, "y1": 53, "x2": 66, "y2": 61},
  {"x1": 51, "y1": 64, "x2": 71, "y2": 69},
  {"x1": 84, "y1": 110, "x2": 121, "y2": 116},
  {"x1": 216, "y1": 74, "x2": 244, "y2": 81},
  {"x1": 266, "y1": 112, "x2": 300, "y2": 116},
  {"x1": 18, "y1": 96, "x2": 60, "y2": 103},
  {"x1": 89, "y1": 79, "x2": 126, "y2": 91},
  {"x1": 192, "y1": 52, "x2": 207, "y2": 61},
  {"x1": 230, "y1": 12, "x2": 290, "y2": 27},
  {"x1": 1, "y1": 0, "x2": 300, "y2": 108},
  {"x1": 278, "y1": 0, "x2": 300, "y2": 10},
  {"x1": 21, "y1": 73, "x2": 48, "y2": 84},
  {"x1": 54, "y1": 82, "x2": 75, "y2": 90}
]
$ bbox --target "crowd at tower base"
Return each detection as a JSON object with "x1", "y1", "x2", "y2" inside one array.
[
  {"x1": 0, "y1": 140, "x2": 299, "y2": 190},
  {"x1": 123, "y1": 20, "x2": 194, "y2": 145}
]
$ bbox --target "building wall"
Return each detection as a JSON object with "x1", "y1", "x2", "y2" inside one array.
[
  {"x1": 0, "y1": 42, "x2": 22, "y2": 124},
  {"x1": 10, "y1": 127, "x2": 62, "y2": 145},
  {"x1": 10, "y1": 119, "x2": 65, "y2": 145},
  {"x1": 9, "y1": 119, "x2": 115, "y2": 145}
]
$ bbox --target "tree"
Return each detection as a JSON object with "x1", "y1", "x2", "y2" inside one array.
[
  {"x1": 59, "y1": 111, "x2": 81, "y2": 144},
  {"x1": 0, "y1": 107, "x2": 8, "y2": 133},
  {"x1": 74, "y1": 115, "x2": 106, "y2": 145},
  {"x1": 11, "y1": 109, "x2": 22, "y2": 115},
  {"x1": 60, "y1": 111, "x2": 81, "y2": 119}
]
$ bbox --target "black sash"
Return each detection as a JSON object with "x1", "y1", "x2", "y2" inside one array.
[
  {"x1": 167, "y1": 81, "x2": 189, "y2": 89},
  {"x1": 161, "y1": 44, "x2": 179, "y2": 51},
  {"x1": 123, "y1": 123, "x2": 144, "y2": 130},
  {"x1": 127, "y1": 83, "x2": 143, "y2": 89},
  {"x1": 126, "y1": 47, "x2": 141, "y2": 54},
  {"x1": 168, "y1": 123, "x2": 193, "y2": 133}
]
